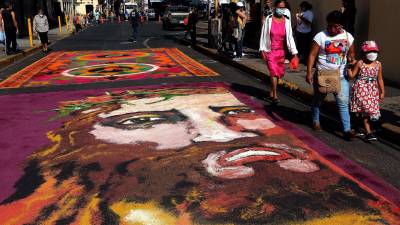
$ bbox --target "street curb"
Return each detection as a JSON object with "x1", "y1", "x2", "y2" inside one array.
[
  {"x1": 0, "y1": 45, "x2": 42, "y2": 70},
  {"x1": 183, "y1": 39, "x2": 400, "y2": 143}
]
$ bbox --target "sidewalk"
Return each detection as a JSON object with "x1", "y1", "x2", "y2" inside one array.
[
  {"x1": 0, "y1": 26, "x2": 73, "y2": 69},
  {"x1": 186, "y1": 21, "x2": 400, "y2": 143}
]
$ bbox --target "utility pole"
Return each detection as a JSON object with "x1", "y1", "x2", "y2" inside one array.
[
  {"x1": 123, "y1": 0, "x2": 126, "y2": 13},
  {"x1": 106, "y1": 0, "x2": 109, "y2": 17},
  {"x1": 214, "y1": 0, "x2": 218, "y2": 19}
]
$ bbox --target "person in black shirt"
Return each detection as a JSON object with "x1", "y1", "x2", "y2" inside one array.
[
  {"x1": 341, "y1": 0, "x2": 356, "y2": 35},
  {"x1": 262, "y1": 0, "x2": 273, "y2": 23},
  {"x1": 1, "y1": 2, "x2": 18, "y2": 55},
  {"x1": 188, "y1": 7, "x2": 198, "y2": 47},
  {"x1": 114, "y1": 0, "x2": 121, "y2": 22},
  {"x1": 220, "y1": 4, "x2": 231, "y2": 52},
  {"x1": 129, "y1": 9, "x2": 141, "y2": 42}
]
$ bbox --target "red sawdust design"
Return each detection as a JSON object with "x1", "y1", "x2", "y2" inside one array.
[{"x1": 0, "y1": 48, "x2": 218, "y2": 88}]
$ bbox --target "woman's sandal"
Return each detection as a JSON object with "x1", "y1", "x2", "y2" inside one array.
[{"x1": 271, "y1": 98, "x2": 280, "y2": 104}]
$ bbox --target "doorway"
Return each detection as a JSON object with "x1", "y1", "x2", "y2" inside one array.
[{"x1": 86, "y1": 5, "x2": 94, "y2": 14}]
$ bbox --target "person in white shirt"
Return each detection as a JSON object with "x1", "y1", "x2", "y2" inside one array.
[
  {"x1": 296, "y1": 1, "x2": 313, "y2": 63},
  {"x1": 306, "y1": 10, "x2": 356, "y2": 141},
  {"x1": 33, "y1": 9, "x2": 49, "y2": 53},
  {"x1": 94, "y1": 10, "x2": 101, "y2": 24}
]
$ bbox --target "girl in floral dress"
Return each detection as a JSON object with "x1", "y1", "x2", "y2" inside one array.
[{"x1": 348, "y1": 41, "x2": 385, "y2": 141}]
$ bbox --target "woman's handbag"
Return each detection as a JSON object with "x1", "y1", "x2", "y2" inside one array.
[
  {"x1": 316, "y1": 31, "x2": 350, "y2": 94},
  {"x1": 317, "y1": 69, "x2": 341, "y2": 94},
  {"x1": 289, "y1": 56, "x2": 299, "y2": 71}
]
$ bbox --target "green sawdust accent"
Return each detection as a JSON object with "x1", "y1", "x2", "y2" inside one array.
[{"x1": 50, "y1": 91, "x2": 190, "y2": 120}]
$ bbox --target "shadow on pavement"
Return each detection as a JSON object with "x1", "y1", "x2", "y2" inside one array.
[{"x1": 230, "y1": 82, "x2": 345, "y2": 139}]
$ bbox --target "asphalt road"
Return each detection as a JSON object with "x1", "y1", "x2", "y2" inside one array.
[
  {"x1": 0, "y1": 21, "x2": 399, "y2": 224},
  {"x1": 1, "y1": 21, "x2": 398, "y2": 188}
]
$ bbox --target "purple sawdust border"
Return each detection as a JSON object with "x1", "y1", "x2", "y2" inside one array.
[{"x1": 0, "y1": 82, "x2": 399, "y2": 208}]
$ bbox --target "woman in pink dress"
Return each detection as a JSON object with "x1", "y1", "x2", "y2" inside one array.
[{"x1": 260, "y1": 0, "x2": 298, "y2": 104}]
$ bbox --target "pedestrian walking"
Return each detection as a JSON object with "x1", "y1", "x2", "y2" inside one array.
[
  {"x1": 83, "y1": 14, "x2": 89, "y2": 27},
  {"x1": 340, "y1": 0, "x2": 356, "y2": 35},
  {"x1": 295, "y1": 1, "x2": 313, "y2": 64},
  {"x1": 73, "y1": 14, "x2": 82, "y2": 33},
  {"x1": 220, "y1": 4, "x2": 232, "y2": 52},
  {"x1": 114, "y1": 0, "x2": 121, "y2": 23},
  {"x1": 110, "y1": 11, "x2": 115, "y2": 23},
  {"x1": 189, "y1": 7, "x2": 198, "y2": 47},
  {"x1": 232, "y1": 2, "x2": 247, "y2": 61},
  {"x1": 125, "y1": 9, "x2": 129, "y2": 21},
  {"x1": 33, "y1": 9, "x2": 49, "y2": 53},
  {"x1": 306, "y1": 10, "x2": 356, "y2": 141},
  {"x1": 260, "y1": 0, "x2": 298, "y2": 104},
  {"x1": 183, "y1": 14, "x2": 189, "y2": 40},
  {"x1": 262, "y1": 0, "x2": 274, "y2": 22},
  {"x1": 129, "y1": 9, "x2": 141, "y2": 43},
  {"x1": 226, "y1": 1, "x2": 237, "y2": 54},
  {"x1": 348, "y1": 41, "x2": 384, "y2": 142},
  {"x1": 1, "y1": 2, "x2": 18, "y2": 55},
  {"x1": 0, "y1": 7, "x2": 5, "y2": 46},
  {"x1": 94, "y1": 10, "x2": 101, "y2": 24}
]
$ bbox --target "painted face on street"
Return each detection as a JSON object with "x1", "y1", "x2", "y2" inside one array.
[
  {"x1": 1, "y1": 87, "x2": 397, "y2": 225},
  {"x1": 89, "y1": 92, "x2": 318, "y2": 180},
  {"x1": 90, "y1": 93, "x2": 274, "y2": 149}
]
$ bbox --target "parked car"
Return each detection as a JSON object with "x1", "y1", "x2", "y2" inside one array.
[
  {"x1": 147, "y1": 8, "x2": 156, "y2": 20},
  {"x1": 162, "y1": 6, "x2": 189, "y2": 30}
]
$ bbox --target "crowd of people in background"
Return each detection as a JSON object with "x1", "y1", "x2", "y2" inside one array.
[
  {"x1": 73, "y1": 10, "x2": 102, "y2": 34},
  {"x1": 220, "y1": 1, "x2": 248, "y2": 60}
]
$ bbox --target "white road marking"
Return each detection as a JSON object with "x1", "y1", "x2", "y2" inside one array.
[
  {"x1": 143, "y1": 38, "x2": 153, "y2": 48},
  {"x1": 198, "y1": 59, "x2": 217, "y2": 64}
]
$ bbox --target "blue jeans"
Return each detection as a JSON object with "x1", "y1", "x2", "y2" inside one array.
[
  {"x1": 312, "y1": 77, "x2": 351, "y2": 132},
  {"x1": 235, "y1": 29, "x2": 245, "y2": 57}
]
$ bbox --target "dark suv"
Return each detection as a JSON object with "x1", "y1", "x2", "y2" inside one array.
[{"x1": 162, "y1": 6, "x2": 189, "y2": 30}]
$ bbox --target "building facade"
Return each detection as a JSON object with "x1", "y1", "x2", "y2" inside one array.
[
  {"x1": 58, "y1": 0, "x2": 74, "y2": 16},
  {"x1": 74, "y1": 0, "x2": 100, "y2": 15},
  {"x1": 0, "y1": 0, "x2": 67, "y2": 35}
]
